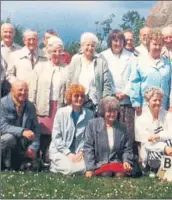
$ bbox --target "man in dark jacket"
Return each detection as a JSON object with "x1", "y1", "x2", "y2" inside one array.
[{"x1": 1, "y1": 80, "x2": 40, "y2": 170}]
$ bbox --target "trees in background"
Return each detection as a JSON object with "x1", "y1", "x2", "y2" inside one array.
[
  {"x1": 1, "y1": 10, "x2": 145, "y2": 53},
  {"x1": 65, "y1": 41, "x2": 80, "y2": 56},
  {"x1": 95, "y1": 13, "x2": 115, "y2": 45},
  {"x1": 119, "y1": 11, "x2": 145, "y2": 46}
]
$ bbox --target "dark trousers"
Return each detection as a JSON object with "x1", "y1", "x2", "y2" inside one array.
[
  {"x1": 1, "y1": 80, "x2": 11, "y2": 98},
  {"x1": 40, "y1": 134, "x2": 51, "y2": 162}
]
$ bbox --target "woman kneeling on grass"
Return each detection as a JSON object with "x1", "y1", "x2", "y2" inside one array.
[
  {"x1": 49, "y1": 84, "x2": 94, "y2": 175},
  {"x1": 135, "y1": 87, "x2": 172, "y2": 174},
  {"x1": 83, "y1": 96, "x2": 133, "y2": 178}
]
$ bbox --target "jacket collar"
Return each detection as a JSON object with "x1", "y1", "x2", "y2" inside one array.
[
  {"x1": 1, "y1": 40, "x2": 17, "y2": 49},
  {"x1": 142, "y1": 105, "x2": 166, "y2": 123},
  {"x1": 96, "y1": 117, "x2": 126, "y2": 152},
  {"x1": 107, "y1": 48, "x2": 132, "y2": 61},
  {"x1": 19, "y1": 46, "x2": 45, "y2": 59},
  {"x1": 6, "y1": 93, "x2": 28, "y2": 113}
]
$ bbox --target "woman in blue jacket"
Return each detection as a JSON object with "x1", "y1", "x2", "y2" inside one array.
[{"x1": 130, "y1": 31, "x2": 172, "y2": 116}]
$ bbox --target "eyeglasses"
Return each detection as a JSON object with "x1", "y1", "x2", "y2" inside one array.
[{"x1": 73, "y1": 94, "x2": 85, "y2": 99}]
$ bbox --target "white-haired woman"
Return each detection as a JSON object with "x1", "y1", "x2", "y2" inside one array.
[
  {"x1": 135, "y1": 87, "x2": 172, "y2": 173},
  {"x1": 67, "y1": 32, "x2": 112, "y2": 115},
  {"x1": 29, "y1": 36, "x2": 68, "y2": 163}
]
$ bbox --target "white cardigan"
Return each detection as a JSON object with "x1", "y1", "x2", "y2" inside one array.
[{"x1": 135, "y1": 106, "x2": 172, "y2": 142}]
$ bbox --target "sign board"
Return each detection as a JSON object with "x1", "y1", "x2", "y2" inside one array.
[{"x1": 161, "y1": 156, "x2": 172, "y2": 171}]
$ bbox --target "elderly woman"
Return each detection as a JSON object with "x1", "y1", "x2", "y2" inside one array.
[
  {"x1": 135, "y1": 87, "x2": 172, "y2": 172},
  {"x1": 29, "y1": 36, "x2": 67, "y2": 163},
  {"x1": 130, "y1": 31, "x2": 172, "y2": 115},
  {"x1": 67, "y1": 32, "x2": 112, "y2": 115},
  {"x1": 49, "y1": 84, "x2": 94, "y2": 174},
  {"x1": 101, "y1": 29, "x2": 137, "y2": 141},
  {"x1": 84, "y1": 96, "x2": 133, "y2": 178}
]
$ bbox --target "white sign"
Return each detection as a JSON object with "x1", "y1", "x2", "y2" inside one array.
[{"x1": 161, "y1": 156, "x2": 172, "y2": 171}]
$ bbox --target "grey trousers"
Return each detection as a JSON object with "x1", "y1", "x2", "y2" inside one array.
[
  {"x1": 1, "y1": 133, "x2": 17, "y2": 151},
  {"x1": 1, "y1": 134, "x2": 17, "y2": 168}
]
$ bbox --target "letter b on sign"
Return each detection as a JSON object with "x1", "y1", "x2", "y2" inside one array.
[{"x1": 162, "y1": 156, "x2": 172, "y2": 170}]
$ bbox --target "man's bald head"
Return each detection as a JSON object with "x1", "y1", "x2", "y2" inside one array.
[{"x1": 11, "y1": 80, "x2": 29, "y2": 103}]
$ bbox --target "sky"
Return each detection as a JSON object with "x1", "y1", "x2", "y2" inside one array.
[{"x1": 1, "y1": 1, "x2": 157, "y2": 44}]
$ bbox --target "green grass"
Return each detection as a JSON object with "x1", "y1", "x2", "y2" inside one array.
[{"x1": 1, "y1": 171, "x2": 172, "y2": 199}]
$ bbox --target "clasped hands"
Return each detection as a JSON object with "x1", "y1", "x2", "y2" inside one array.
[
  {"x1": 148, "y1": 134, "x2": 160, "y2": 143},
  {"x1": 115, "y1": 93, "x2": 128, "y2": 101},
  {"x1": 68, "y1": 151, "x2": 83, "y2": 163}
]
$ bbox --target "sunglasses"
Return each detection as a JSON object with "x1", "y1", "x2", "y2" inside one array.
[{"x1": 73, "y1": 94, "x2": 85, "y2": 98}]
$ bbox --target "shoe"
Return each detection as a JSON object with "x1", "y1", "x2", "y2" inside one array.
[{"x1": 149, "y1": 171, "x2": 156, "y2": 178}]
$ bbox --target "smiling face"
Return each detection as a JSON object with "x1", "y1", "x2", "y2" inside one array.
[
  {"x1": 104, "y1": 110, "x2": 118, "y2": 125},
  {"x1": 163, "y1": 34, "x2": 172, "y2": 50},
  {"x1": 140, "y1": 27, "x2": 151, "y2": 46},
  {"x1": 149, "y1": 39, "x2": 163, "y2": 59},
  {"x1": 11, "y1": 81, "x2": 28, "y2": 103},
  {"x1": 124, "y1": 32, "x2": 134, "y2": 51},
  {"x1": 111, "y1": 39, "x2": 124, "y2": 54},
  {"x1": 50, "y1": 45, "x2": 63, "y2": 65},
  {"x1": 147, "y1": 93, "x2": 162, "y2": 115},
  {"x1": 24, "y1": 33, "x2": 39, "y2": 52},
  {"x1": 1, "y1": 24, "x2": 14, "y2": 45},
  {"x1": 81, "y1": 40, "x2": 96, "y2": 59},
  {"x1": 71, "y1": 93, "x2": 85, "y2": 109}
]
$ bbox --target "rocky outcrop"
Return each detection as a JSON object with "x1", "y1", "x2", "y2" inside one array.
[{"x1": 146, "y1": 1, "x2": 172, "y2": 28}]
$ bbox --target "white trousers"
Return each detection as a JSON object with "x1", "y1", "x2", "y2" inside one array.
[{"x1": 49, "y1": 151, "x2": 85, "y2": 175}]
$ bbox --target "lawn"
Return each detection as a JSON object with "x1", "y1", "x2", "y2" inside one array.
[{"x1": 1, "y1": 171, "x2": 172, "y2": 199}]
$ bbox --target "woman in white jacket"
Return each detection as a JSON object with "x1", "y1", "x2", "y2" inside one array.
[
  {"x1": 29, "y1": 36, "x2": 68, "y2": 163},
  {"x1": 135, "y1": 87, "x2": 172, "y2": 171},
  {"x1": 101, "y1": 29, "x2": 137, "y2": 142}
]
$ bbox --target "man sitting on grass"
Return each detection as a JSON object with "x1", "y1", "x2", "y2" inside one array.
[{"x1": 1, "y1": 80, "x2": 40, "y2": 170}]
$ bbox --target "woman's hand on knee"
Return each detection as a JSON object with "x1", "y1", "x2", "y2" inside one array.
[
  {"x1": 75, "y1": 151, "x2": 83, "y2": 162},
  {"x1": 85, "y1": 171, "x2": 93, "y2": 178},
  {"x1": 123, "y1": 162, "x2": 132, "y2": 172}
]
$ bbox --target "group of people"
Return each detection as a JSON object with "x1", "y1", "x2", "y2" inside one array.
[{"x1": 1, "y1": 22, "x2": 172, "y2": 178}]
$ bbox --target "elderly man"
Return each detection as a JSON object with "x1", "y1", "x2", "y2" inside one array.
[
  {"x1": 42, "y1": 29, "x2": 57, "y2": 54},
  {"x1": 1, "y1": 80, "x2": 40, "y2": 170},
  {"x1": 6, "y1": 29, "x2": 46, "y2": 84},
  {"x1": 1, "y1": 23, "x2": 21, "y2": 67},
  {"x1": 161, "y1": 26, "x2": 172, "y2": 64},
  {"x1": 136, "y1": 27, "x2": 151, "y2": 57},
  {"x1": 123, "y1": 30, "x2": 139, "y2": 57},
  {"x1": 42, "y1": 29, "x2": 71, "y2": 64}
]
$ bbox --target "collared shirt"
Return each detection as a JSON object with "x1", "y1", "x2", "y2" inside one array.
[
  {"x1": 1, "y1": 41, "x2": 21, "y2": 67},
  {"x1": 12, "y1": 94, "x2": 25, "y2": 116},
  {"x1": 161, "y1": 46, "x2": 172, "y2": 66}
]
